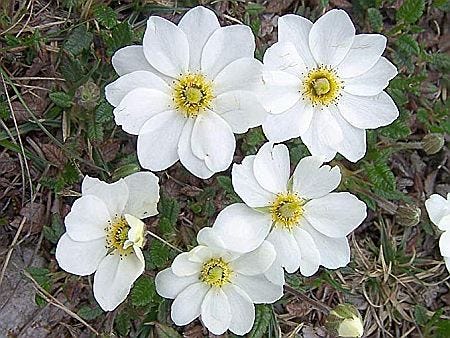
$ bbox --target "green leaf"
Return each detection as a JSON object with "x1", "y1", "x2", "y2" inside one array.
[
  {"x1": 379, "y1": 118, "x2": 411, "y2": 140},
  {"x1": 64, "y1": 25, "x2": 93, "y2": 55},
  {"x1": 429, "y1": 52, "x2": 450, "y2": 72},
  {"x1": 367, "y1": 8, "x2": 383, "y2": 32},
  {"x1": 396, "y1": 0, "x2": 425, "y2": 24},
  {"x1": 26, "y1": 267, "x2": 52, "y2": 307},
  {"x1": 93, "y1": 4, "x2": 118, "y2": 29},
  {"x1": 131, "y1": 276, "x2": 157, "y2": 307},
  {"x1": 77, "y1": 305, "x2": 103, "y2": 320},
  {"x1": 154, "y1": 323, "x2": 182, "y2": 338},
  {"x1": 43, "y1": 214, "x2": 65, "y2": 244},
  {"x1": 49, "y1": 92, "x2": 72, "y2": 108},
  {"x1": 148, "y1": 240, "x2": 171, "y2": 268},
  {"x1": 87, "y1": 120, "x2": 104, "y2": 141},
  {"x1": 414, "y1": 304, "x2": 429, "y2": 326},
  {"x1": 103, "y1": 22, "x2": 134, "y2": 56},
  {"x1": 158, "y1": 194, "x2": 180, "y2": 227},
  {"x1": 95, "y1": 100, "x2": 114, "y2": 123},
  {"x1": 248, "y1": 305, "x2": 272, "y2": 338},
  {"x1": 0, "y1": 99, "x2": 10, "y2": 119},
  {"x1": 115, "y1": 311, "x2": 131, "y2": 336}
]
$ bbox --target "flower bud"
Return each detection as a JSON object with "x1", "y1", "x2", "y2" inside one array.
[
  {"x1": 74, "y1": 80, "x2": 100, "y2": 110},
  {"x1": 396, "y1": 203, "x2": 421, "y2": 227},
  {"x1": 422, "y1": 133, "x2": 444, "y2": 155},
  {"x1": 325, "y1": 304, "x2": 364, "y2": 338}
]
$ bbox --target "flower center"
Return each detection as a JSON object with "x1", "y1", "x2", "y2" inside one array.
[
  {"x1": 200, "y1": 258, "x2": 232, "y2": 287},
  {"x1": 105, "y1": 216, "x2": 132, "y2": 257},
  {"x1": 172, "y1": 73, "x2": 214, "y2": 117},
  {"x1": 270, "y1": 192, "x2": 305, "y2": 230},
  {"x1": 302, "y1": 66, "x2": 342, "y2": 106}
]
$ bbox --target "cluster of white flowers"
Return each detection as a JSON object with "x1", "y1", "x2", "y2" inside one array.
[{"x1": 53, "y1": 5, "x2": 450, "y2": 338}]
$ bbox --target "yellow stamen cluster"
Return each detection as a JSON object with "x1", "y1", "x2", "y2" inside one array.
[
  {"x1": 302, "y1": 66, "x2": 342, "y2": 106},
  {"x1": 270, "y1": 192, "x2": 305, "y2": 230},
  {"x1": 172, "y1": 73, "x2": 214, "y2": 117},
  {"x1": 105, "y1": 216, "x2": 132, "y2": 257},
  {"x1": 200, "y1": 258, "x2": 232, "y2": 287}
]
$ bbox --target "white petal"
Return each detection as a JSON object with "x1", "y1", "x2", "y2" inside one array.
[
  {"x1": 300, "y1": 110, "x2": 339, "y2": 161},
  {"x1": 111, "y1": 45, "x2": 165, "y2": 77},
  {"x1": 253, "y1": 142, "x2": 290, "y2": 194},
  {"x1": 292, "y1": 156, "x2": 341, "y2": 199},
  {"x1": 93, "y1": 249, "x2": 145, "y2": 311},
  {"x1": 264, "y1": 257, "x2": 285, "y2": 286},
  {"x1": 196, "y1": 228, "x2": 227, "y2": 250},
  {"x1": 123, "y1": 172, "x2": 160, "y2": 219},
  {"x1": 56, "y1": 234, "x2": 106, "y2": 276},
  {"x1": 213, "y1": 90, "x2": 267, "y2": 134},
  {"x1": 214, "y1": 57, "x2": 263, "y2": 95},
  {"x1": 64, "y1": 195, "x2": 110, "y2": 241},
  {"x1": 212, "y1": 203, "x2": 272, "y2": 254},
  {"x1": 277, "y1": 14, "x2": 315, "y2": 68},
  {"x1": 171, "y1": 282, "x2": 209, "y2": 326},
  {"x1": 439, "y1": 231, "x2": 450, "y2": 258},
  {"x1": 338, "y1": 91, "x2": 399, "y2": 129},
  {"x1": 201, "y1": 287, "x2": 232, "y2": 335},
  {"x1": 267, "y1": 228, "x2": 300, "y2": 273},
  {"x1": 201, "y1": 25, "x2": 255, "y2": 78},
  {"x1": 233, "y1": 274, "x2": 283, "y2": 303},
  {"x1": 303, "y1": 192, "x2": 367, "y2": 238},
  {"x1": 260, "y1": 71, "x2": 300, "y2": 114},
  {"x1": 223, "y1": 285, "x2": 255, "y2": 335},
  {"x1": 232, "y1": 155, "x2": 275, "y2": 208},
  {"x1": 143, "y1": 16, "x2": 189, "y2": 77},
  {"x1": 178, "y1": 6, "x2": 220, "y2": 71},
  {"x1": 303, "y1": 221, "x2": 351, "y2": 269},
  {"x1": 81, "y1": 177, "x2": 129, "y2": 218},
  {"x1": 338, "y1": 34, "x2": 386, "y2": 78},
  {"x1": 155, "y1": 268, "x2": 200, "y2": 299},
  {"x1": 309, "y1": 9, "x2": 355, "y2": 66},
  {"x1": 330, "y1": 106, "x2": 367, "y2": 162},
  {"x1": 292, "y1": 227, "x2": 320, "y2": 276},
  {"x1": 191, "y1": 110, "x2": 235, "y2": 173},
  {"x1": 343, "y1": 57, "x2": 397, "y2": 96},
  {"x1": 262, "y1": 99, "x2": 314, "y2": 142},
  {"x1": 172, "y1": 252, "x2": 202, "y2": 276},
  {"x1": 445, "y1": 257, "x2": 450, "y2": 273},
  {"x1": 113, "y1": 88, "x2": 172, "y2": 135},
  {"x1": 425, "y1": 194, "x2": 450, "y2": 230},
  {"x1": 178, "y1": 118, "x2": 214, "y2": 179},
  {"x1": 231, "y1": 241, "x2": 276, "y2": 275},
  {"x1": 263, "y1": 41, "x2": 307, "y2": 76},
  {"x1": 137, "y1": 110, "x2": 186, "y2": 171}
]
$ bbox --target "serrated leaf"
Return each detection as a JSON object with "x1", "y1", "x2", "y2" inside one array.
[
  {"x1": 154, "y1": 323, "x2": 182, "y2": 338},
  {"x1": 148, "y1": 240, "x2": 171, "y2": 268},
  {"x1": 43, "y1": 214, "x2": 64, "y2": 244},
  {"x1": 115, "y1": 311, "x2": 131, "y2": 336},
  {"x1": 397, "y1": 0, "x2": 425, "y2": 24},
  {"x1": 103, "y1": 22, "x2": 134, "y2": 56},
  {"x1": 95, "y1": 100, "x2": 113, "y2": 123},
  {"x1": 158, "y1": 194, "x2": 180, "y2": 226},
  {"x1": 396, "y1": 35, "x2": 420, "y2": 55},
  {"x1": 64, "y1": 25, "x2": 93, "y2": 55},
  {"x1": 430, "y1": 52, "x2": 450, "y2": 72},
  {"x1": 93, "y1": 4, "x2": 118, "y2": 29},
  {"x1": 379, "y1": 118, "x2": 411, "y2": 139},
  {"x1": 77, "y1": 305, "x2": 103, "y2": 320},
  {"x1": 49, "y1": 92, "x2": 72, "y2": 108},
  {"x1": 367, "y1": 8, "x2": 383, "y2": 32},
  {"x1": 87, "y1": 120, "x2": 104, "y2": 141},
  {"x1": 248, "y1": 305, "x2": 272, "y2": 338},
  {"x1": 131, "y1": 276, "x2": 156, "y2": 307}
]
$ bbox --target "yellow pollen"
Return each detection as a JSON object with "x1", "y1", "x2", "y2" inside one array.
[
  {"x1": 200, "y1": 258, "x2": 232, "y2": 287},
  {"x1": 270, "y1": 193, "x2": 305, "y2": 230},
  {"x1": 105, "y1": 216, "x2": 132, "y2": 257},
  {"x1": 302, "y1": 66, "x2": 342, "y2": 106},
  {"x1": 173, "y1": 73, "x2": 214, "y2": 117}
]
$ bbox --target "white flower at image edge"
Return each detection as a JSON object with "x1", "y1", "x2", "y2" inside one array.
[
  {"x1": 155, "y1": 228, "x2": 283, "y2": 335},
  {"x1": 261, "y1": 9, "x2": 399, "y2": 162},
  {"x1": 425, "y1": 193, "x2": 450, "y2": 272},
  {"x1": 55, "y1": 172, "x2": 160, "y2": 311},
  {"x1": 209, "y1": 142, "x2": 367, "y2": 285},
  {"x1": 105, "y1": 6, "x2": 266, "y2": 179}
]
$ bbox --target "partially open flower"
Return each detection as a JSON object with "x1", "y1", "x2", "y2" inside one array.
[
  {"x1": 425, "y1": 193, "x2": 450, "y2": 272},
  {"x1": 155, "y1": 228, "x2": 282, "y2": 335},
  {"x1": 105, "y1": 6, "x2": 266, "y2": 178},
  {"x1": 56, "y1": 172, "x2": 160, "y2": 311},
  {"x1": 261, "y1": 9, "x2": 398, "y2": 162},
  {"x1": 210, "y1": 142, "x2": 367, "y2": 285},
  {"x1": 325, "y1": 304, "x2": 364, "y2": 338}
]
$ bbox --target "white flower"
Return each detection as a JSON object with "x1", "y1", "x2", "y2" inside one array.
[
  {"x1": 55, "y1": 172, "x2": 160, "y2": 311},
  {"x1": 260, "y1": 9, "x2": 399, "y2": 162},
  {"x1": 210, "y1": 142, "x2": 367, "y2": 284},
  {"x1": 425, "y1": 193, "x2": 450, "y2": 271},
  {"x1": 155, "y1": 227, "x2": 283, "y2": 335},
  {"x1": 105, "y1": 6, "x2": 266, "y2": 179}
]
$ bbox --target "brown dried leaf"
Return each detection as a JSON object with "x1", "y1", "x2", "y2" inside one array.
[{"x1": 42, "y1": 143, "x2": 67, "y2": 167}]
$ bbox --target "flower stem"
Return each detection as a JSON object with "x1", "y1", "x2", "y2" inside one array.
[
  {"x1": 284, "y1": 285, "x2": 331, "y2": 314},
  {"x1": 146, "y1": 231, "x2": 183, "y2": 253}
]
